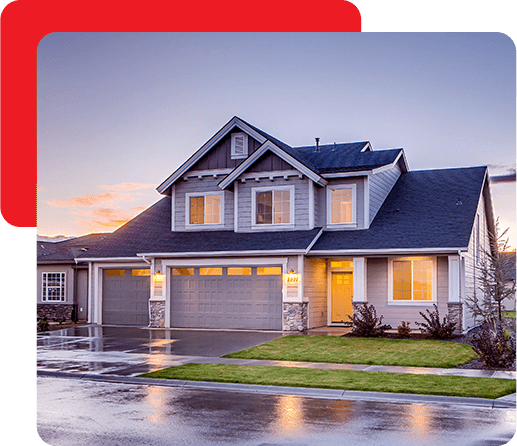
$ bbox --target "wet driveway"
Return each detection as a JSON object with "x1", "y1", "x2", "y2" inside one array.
[
  {"x1": 38, "y1": 375, "x2": 516, "y2": 446},
  {"x1": 37, "y1": 325, "x2": 283, "y2": 376}
]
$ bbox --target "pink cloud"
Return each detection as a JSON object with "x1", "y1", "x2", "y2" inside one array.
[
  {"x1": 75, "y1": 206, "x2": 147, "y2": 231},
  {"x1": 100, "y1": 182, "x2": 155, "y2": 191},
  {"x1": 47, "y1": 192, "x2": 133, "y2": 207}
]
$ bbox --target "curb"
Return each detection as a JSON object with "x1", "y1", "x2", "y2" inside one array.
[{"x1": 37, "y1": 370, "x2": 516, "y2": 409}]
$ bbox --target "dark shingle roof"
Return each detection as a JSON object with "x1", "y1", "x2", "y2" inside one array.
[
  {"x1": 501, "y1": 252, "x2": 516, "y2": 282},
  {"x1": 79, "y1": 197, "x2": 322, "y2": 258},
  {"x1": 37, "y1": 233, "x2": 109, "y2": 262},
  {"x1": 311, "y1": 166, "x2": 487, "y2": 252}
]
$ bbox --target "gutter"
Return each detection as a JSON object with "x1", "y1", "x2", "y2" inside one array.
[
  {"x1": 307, "y1": 247, "x2": 469, "y2": 256},
  {"x1": 136, "y1": 249, "x2": 308, "y2": 258}
]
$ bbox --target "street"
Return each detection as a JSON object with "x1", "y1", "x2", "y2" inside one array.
[{"x1": 38, "y1": 376, "x2": 515, "y2": 446}]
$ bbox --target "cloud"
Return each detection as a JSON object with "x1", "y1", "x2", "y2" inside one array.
[
  {"x1": 490, "y1": 168, "x2": 516, "y2": 184},
  {"x1": 75, "y1": 206, "x2": 146, "y2": 230},
  {"x1": 99, "y1": 182, "x2": 155, "y2": 191},
  {"x1": 47, "y1": 192, "x2": 134, "y2": 207}
]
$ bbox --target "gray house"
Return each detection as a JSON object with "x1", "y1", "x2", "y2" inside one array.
[{"x1": 63, "y1": 116, "x2": 494, "y2": 333}]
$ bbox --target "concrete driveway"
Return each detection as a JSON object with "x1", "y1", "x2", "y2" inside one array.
[{"x1": 37, "y1": 325, "x2": 283, "y2": 376}]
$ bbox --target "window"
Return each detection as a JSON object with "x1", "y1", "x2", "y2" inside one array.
[
  {"x1": 231, "y1": 132, "x2": 248, "y2": 159},
  {"x1": 187, "y1": 192, "x2": 223, "y2": 226},
  {"x1": 200, "y1": 267, "x2": 222, "y2": 275},
  {"x1": 172, "y1": 268, "x2": 194, "y2": 275},
  {"x1": 391, "y1": 258, "x2": 435, "y2": 301},
  {"x1": 228, "y1": 267, "x2": 251, "y2": 275},
  {"x1": 253, "y1": 186, "x2": 293, "y2": 226},
  {"x1": 327, "y1": 185, "x2": 356, "y2": 225},
  {"x1": 105, "y1": 269, "x2": 125, "y2": 277},
  {"x1": 132, "y1": 269, "x2": 150, "y2": 276},
  {"x1": 42, "y1": 272, "x2": 66, "y2": 302},
  {"x1": 257, "y1": 266, "x2": 282, "y2": 275}
]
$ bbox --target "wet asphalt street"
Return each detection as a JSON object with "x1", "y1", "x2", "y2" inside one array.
[
  {"x1": 37, "y1": 326, "x2": 516, "y2": 446},
  {"x1": 38, "y1": 375, "x2": 515, "y2": 446}
]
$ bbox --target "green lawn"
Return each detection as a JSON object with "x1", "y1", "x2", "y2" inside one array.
[
  {"x1": 503, "y1": 311, "x2": 516, "y2": 319},
  {"x1": 139, "y1": 363, "x2": 515, "y2": 399},
  {"x1": 222, "y1": 335, "x2": 478, "y2": 368}
]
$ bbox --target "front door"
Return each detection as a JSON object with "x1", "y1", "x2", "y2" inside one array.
[{"x1": 331, "y1": 272, "x2": 353, "y2": 323}]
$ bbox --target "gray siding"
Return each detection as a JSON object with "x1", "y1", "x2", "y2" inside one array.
[
  {"x1": 236, "y1": 177, "x2": 311, "y2": 232},
  {"x1": 304, "y1": 257, "x2": 327, "y2": 328},
  {"x1": 191, "y1": 132, "x2": 261, "y2": 170},
  {"x1": 369, "y1": 163, "x2": 402, "y2": 225},
  {"x1": 366, "y1": 256, "x2": 449, "y2": 329},
  {"x1": 174, "y1": 176, "x2": 234, "y2": 231}
]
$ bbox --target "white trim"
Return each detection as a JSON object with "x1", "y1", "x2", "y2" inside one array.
[
  {"x1": 185, "y1": 190, "x2": 225, "y2": 229},
  {"x1": 76, "y1": 257, "x2": 144, "y2": 262},
  {"x1": 251, "y1": 184, "x2": 295, "y2": 230},
  {"x1": 87, "y1": 262, "x2": 92, "y2": 323},
  {"x1": 239, "y1": 169, "x2": 302, "y2": 182},
  {"x1": 231, "y1": 132, "x2": 248, "y2": 159},
  {"x1": 308, "y1": 180, "x2": 315, "y2": 229},
  {"x1": 372, "y1": 152, "x2": 404, "y2": 175},
  {"x1": 182, "y1": 169, "x2": 233, "y2": 181},
  {"x1": 387, "y1": 256, "x2": 437, "y2": 303},
  {"x1": 219, "y1": 141, "x2": 327, "y2": 189},
  {"x1": 161, "y1": 257, "x2": 289, "y2": 267},
  {"x1": 448, "y1": 255, "x2": 461, "y2": 303},
  {"x1": 157, "y1": 117, "x2": 267, "y2": 194},
  {"x1": 321, "y1": 171, "x2": 372, "y2": 179},
  {"x1": 137, "y1": 249, "x2": 306, "y2": 258},
  {"x1": 41, "y1": 271, "x2": 66, "y2": 302},
  {"x1": 364, "y1": 175, "x2": 370, "y2": 229},
  {"x1": 360, "y1": 142, "x2": 372, "y2": 152},
  {"x1": 308, "y1": 247, "x2": 468, "y2": 256},
  {"x1": 353, "y1": 257, "x2": 366, "y2": 302},
  {"x1": 305, "y1": 228, "x2": 324, "y2": 254},
  {"x1": 234, "y1": 180, "x2": 239, "y2": 232},
  {"x1": 171, "y1": 185, "x2": 175, "y2": 231},
  {"x1": 326, "y1": 183, "x2": 357, "y2": 228},
  {"x1": 298, "y1": 254, "x2": 305, "y2": 303}
]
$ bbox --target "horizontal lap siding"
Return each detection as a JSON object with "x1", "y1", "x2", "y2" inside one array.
[
  {"x1": 366, "y1": 257, "x2": 448, "y2": 330},
  {"x1": 322, "y1": 177, "x2": 365, "y2": 229},
  {"x1": 304, "y1": 258, "x2": 327, "y2": 328},
  {"x1": 369, "y1": 164, "x2": 401, "y2": 225}
]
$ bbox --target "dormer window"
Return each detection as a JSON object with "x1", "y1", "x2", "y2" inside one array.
[
  {"x1": 327, "y1": 184, "x2": 356, "y2": 227},
  {"x1": 231, "y1": 132, "x2": 248, "y2": 159}
]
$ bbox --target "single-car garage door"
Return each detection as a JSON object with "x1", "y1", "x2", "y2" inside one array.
[
  {"x1": 103, "y1": 268, "x2": 150, "y2": 326},
  {"x1": 170, "y1": 266, "x2": 282, "y2": 330}
]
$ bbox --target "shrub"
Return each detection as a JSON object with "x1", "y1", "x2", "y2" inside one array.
[
  {"x1": 470, "y1": 326, "x2": 515, "y2": 368},
  {"x1": 397, "y1": 321, "x2": 412, "y2": 338},
  {"x1": 415, "y1": 304, "x2": 456, "y2": 339},
  {"x1": 348, "y1": 303, "x2": 391, "y2": 337},
  {"x1": 38, "y1": 319, "x2": 49, "y2": 332}
]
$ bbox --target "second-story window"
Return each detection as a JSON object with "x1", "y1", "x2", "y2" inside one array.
[
  {"x1": 327, "y1": 184, "x2": 356, "y2": 226},
  {"x1": 187, "y1": 193, "x2": 222, "y2": 225},
  {"x1": 253, "y1": 186, "x2": 294, "y2": 226}
]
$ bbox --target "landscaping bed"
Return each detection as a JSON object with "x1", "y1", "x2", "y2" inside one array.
[
  {"x1": 139, "y1": 363, "x2": 515, "y2": 399},
  {"x1": 222, "y1": 335, "x2": 478, "y2": 368}
]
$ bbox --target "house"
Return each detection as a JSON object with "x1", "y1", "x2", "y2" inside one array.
[
  {"x1": 37, "y1": 233, "x2": 108, "y2": 321},
  {"x1": 69, "y1": 116, "x2": 494, "y2": 333}
]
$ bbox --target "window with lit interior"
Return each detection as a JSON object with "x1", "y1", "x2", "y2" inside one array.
[
  {"x1": 327, "y1": 185, "x2": 356, "y2": 225},
  {"x1": 255, "y1": 188, "x2": 291, "y2": 225},
  {"x1": 188, "y1": 193, "x2": 222, "y2": 225},
  {"x1": 42, "y1": 272, "x2": 66, "y2": 302},
  {"x1": 392, "y1": 259, "x2": 434, "y2": 301}
]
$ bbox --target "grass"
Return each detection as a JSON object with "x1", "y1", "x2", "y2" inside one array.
[
  {"x1": 503, "y1": 311, "x2": 516, "y2": 319},
  {"x1": 139, "y1": 363, "x2": 516, "y2": 399},
  {"x1": 221, "y1": 335, "x2": 478, "y2": 368}
]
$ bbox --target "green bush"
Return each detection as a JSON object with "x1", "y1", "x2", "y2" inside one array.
[{"x1": 38, "y1": 319, "x2": 49, "y2": 332}]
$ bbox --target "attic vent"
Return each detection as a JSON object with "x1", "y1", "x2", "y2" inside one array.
[{"x1": 231, "y1": 132, "x2": 248, "y2": 159}]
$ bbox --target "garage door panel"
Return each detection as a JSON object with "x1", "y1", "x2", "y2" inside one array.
[
  {"x1": 171, "y1": 266, "x2": 282, "y2": 330},
  {"x1": 103, "y1": 269, "x2": 149, "y2": 326}
]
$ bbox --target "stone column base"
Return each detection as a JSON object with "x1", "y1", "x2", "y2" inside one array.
[
  {"x1": 283, "y1": 302, "x2": 308, "y2": 332},
  {"x1": 447, "y1": 302, "x2": 463, "y2": 335},
  {"x1": 37, "y1": 303, "x2": 76, "y2": 321},
  {"x1": 149, "y1": 301, "x2": 165, "y2": 328}
]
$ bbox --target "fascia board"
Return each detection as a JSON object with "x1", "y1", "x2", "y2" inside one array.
[
  {"x1": 322, "y1": 170, "x2": 372, "y2": 178},
  {"x1": 74, "y1": 257, "x2": 144, "y2": 262},
  {"x1": 137, "y1": 249, "x2": 307, "y2": 258},
  {"x1": 219, "y1": 141, "x2": 326, "y2": 189},
  {"x1": 307, "y1": 247, "x2": 468, "y2": 256},
  {"x1": 157, "y1": 117, "x2": 267, "y2": 194}
]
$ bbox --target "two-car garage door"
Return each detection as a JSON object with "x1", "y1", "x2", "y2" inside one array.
[
  {"x1": 170, "y1": 266, "x2": 283, "y2": 330},
  {"x1": 102, "y1": 265, "x2": 283, "y2": 330}
]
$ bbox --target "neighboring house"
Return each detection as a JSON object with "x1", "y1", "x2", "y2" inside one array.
[
  {"x1": 37, "y1": 233, "x2": 108, "y2": 321},
  {"x1": 501, "y1": 251, "x2": 516, "y2": 310},
  {"x1": 72, "y1": 116, "x2": 495, "y2": 333}
]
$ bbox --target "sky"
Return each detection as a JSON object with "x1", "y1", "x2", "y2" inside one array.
[{"x1": 36, "y1": 32, "x2": 516, "y2": 247}]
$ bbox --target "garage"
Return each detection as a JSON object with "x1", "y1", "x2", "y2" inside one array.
[
  {"x1": 102, "y1": 268, "x2": 150, "y2": 326},
  {"x1": 170, "y1": 266, "x2": 283, "y2": 330}
]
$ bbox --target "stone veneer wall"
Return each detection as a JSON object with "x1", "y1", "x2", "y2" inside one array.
[
  {"x1": 283, "y1": 302, "x2": 308, "y2": 331},
  {"x1": 37, "y1": 304, "x2": 75, "y2": 321},
  {"x1": 447, "y1": 302, "x2": 463, "y2": 335},
  {"x1": 149, "y1": 301, "x2": 165, "y2": 328}
]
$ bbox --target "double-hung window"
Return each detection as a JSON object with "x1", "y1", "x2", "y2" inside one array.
[
  {"x1": 186, "y1": 192, "x2": 223, "y2": 226},
  {"x1": 327, "y1": 184, "x2": 356, "y2": 226},
  {"x1": 252, "y1": 186, "x2": 293, "y2": 227},
  {"x1": 42, "y1": 272, "x2": 66, "y2": 302},
  {"x1": 390, "y1": 258, "x2": 435, "y2": 302}
]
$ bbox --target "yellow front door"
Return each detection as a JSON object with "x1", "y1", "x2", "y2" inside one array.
[{"x1": 331, "y1": 272, "x2": 353, "y2": 323}]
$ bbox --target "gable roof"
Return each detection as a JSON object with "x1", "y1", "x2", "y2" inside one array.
[
  {"x1": 77, "y1": 197, "x2": 323, "y2": 259},
  {"x1": 37, "y1": 233, "x2": 109, "y2": 263},
  {"x1": 310, "y1": 166, "x2": 489, "y2": 253},
  {"x1": 158, "y1": 116, "x2": 409, "y2": 193}
]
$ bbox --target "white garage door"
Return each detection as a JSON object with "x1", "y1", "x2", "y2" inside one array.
[
  {"x1": 170, "y1": 266, "x2": 283, "y2": 330},
  {"x1": 102, "y1": 268, "x2": 150, "y2": 326}
]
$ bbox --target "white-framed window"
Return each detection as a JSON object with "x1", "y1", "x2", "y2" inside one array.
[
  {"x1": 42, "y1": 272, "x2": 66, "y2": 302},
  {"x1": 231, "y1": 132, "x2": 248, "y2": 159},
  {"x1": 388, "y1": 257, "x2": 437, "y2": 303},
  {"x1": 327, "y1": 184, "x2": 356, "y2": 227},
  {"x1": 251, "y1": 185, "x2": 294, "y2": 228},
  {"x1": 185, "y1": 191, "x2": 224, "y2": 227}
]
